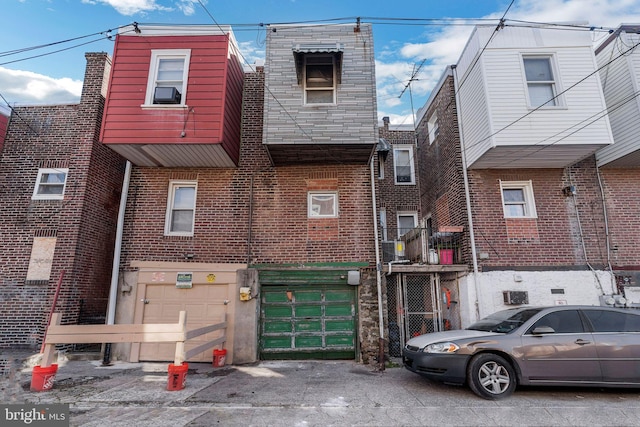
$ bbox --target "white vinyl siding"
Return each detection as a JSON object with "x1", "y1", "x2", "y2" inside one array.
[
  {"x1": 596, "y1": 31, "x2": 640, "y2": 167},
  {"x1": 457, "y1": 26, "x2": 613, "y2": 168}
]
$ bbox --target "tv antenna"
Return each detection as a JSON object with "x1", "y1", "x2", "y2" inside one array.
[{"x1": 398, "y1": 59, "x2": 426, "y2": 129}]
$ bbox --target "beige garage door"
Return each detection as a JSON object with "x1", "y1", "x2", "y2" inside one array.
[{"x1": 138, "y1": 283, "x2": 229, "y2": 362}]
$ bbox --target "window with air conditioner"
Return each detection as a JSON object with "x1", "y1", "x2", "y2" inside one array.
[{"x1": 144, "y1": 49, "x2": 191, "y2": 107}]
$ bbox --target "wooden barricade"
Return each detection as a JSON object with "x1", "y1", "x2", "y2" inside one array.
[{"x1": 33, "y1": 311, "x2": 226, "y2": 391}]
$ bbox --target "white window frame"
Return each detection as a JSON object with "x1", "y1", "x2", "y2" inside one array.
[
  {"x1": 304, "y1": 54, "x2": 337, "y2": 105},
  {"x1": 397, "y1": 211, "x2": 418, "y2": 237},
  {"x1": 393, "y1": 145, "x2": 415, "y2": 185},
  {"x1": 32, "y1": 168, "x2": 68, "y2": 200},
  {"x1": 377, "y1": 155, "x2": 385, "y2": 180},
  {"x1": 522, "y1": 55, "x2": 560, "y2": 108},
  {"x1": 500, "y1": 180, "x2": 538, "y2": 218},
  {"x1": 165, "y1": 180, "x2": 197, "y2": 236},
  {"x1": 379, "y1": 208, "x2": 388, "y2": 241},
  {"x1": 143, "y1": 49, "x2": 191, "y2": 107},
  {"x1": 427, "y1": 112, "x2": 439, "y2": 144},
  {"x1": 308, "y1": 192, "x2": 338, "y2": 218}
]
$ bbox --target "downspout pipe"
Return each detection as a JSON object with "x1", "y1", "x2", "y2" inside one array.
[
  {"x1": 370, "y1": 158, "x2": 385, "y2": 371},
  {"x1": 103, "y1": 160, "x2": 132, "y2": 365},
  {"x1": 452, "y1": 65, "x2": 481, "y2": 321}
]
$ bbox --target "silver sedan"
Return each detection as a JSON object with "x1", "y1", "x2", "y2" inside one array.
[{"x1": 402, "y1": 305, "x2": 640, "y2": 399}]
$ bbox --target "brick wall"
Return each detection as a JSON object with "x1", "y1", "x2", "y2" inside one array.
[
  {"x1": 376, "y1": 118, "x2": 420, "y2": 240},
  {"x1": 120, "y1": 68, "x2": 376, "y2": 269},
  {"x1": 416, "y1": 74, "x2": 610, "y2": 271},
  {"x1": 0, "y1": 53, "x2": 126, "y2": 348},
  {"x1": 599, "y1": 168, "x2": 640, "y2": 270},
  {"x1": 416, "y1": 75, "x2": 471, "y2": 260}
]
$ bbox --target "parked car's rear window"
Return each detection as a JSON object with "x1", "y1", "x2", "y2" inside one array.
[
  {"x1": 584, "y1": 310, "x2": 640, "y2": 332},
  {"x1": 468, "y1": 308, "x2": 543, "y2": 333}
]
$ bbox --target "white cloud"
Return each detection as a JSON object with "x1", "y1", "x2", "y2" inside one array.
[
  {"x1": 374, "y1": 0, "x2": 640, "y2": 124},
  {"x1": 0, "y1": 67, "x2": 82, "y2": 105},
  {"x1": 81, "y1": 0, "x2": 172, "y2": 16}
]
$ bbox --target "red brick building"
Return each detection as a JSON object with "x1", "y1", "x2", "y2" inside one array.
[
  {"x1": 0, "y1": 53, "x2": 126, "y2": 348},
  {"x1": 104, "y1": 24, "x2": 381, "y2": 365}
]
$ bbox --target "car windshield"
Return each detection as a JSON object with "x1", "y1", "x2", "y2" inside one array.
[{"x1": 467, "y1": 308, "x2": 543, "y2": 333}]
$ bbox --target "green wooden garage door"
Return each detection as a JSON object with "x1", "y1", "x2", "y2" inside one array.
[{"x1": 260, "y1": 285, "x2": 356, "y2": 360}]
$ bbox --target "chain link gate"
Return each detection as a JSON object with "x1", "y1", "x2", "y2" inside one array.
[{"x1": 387, "y1": 273, "x2": 442, "y2": 356}]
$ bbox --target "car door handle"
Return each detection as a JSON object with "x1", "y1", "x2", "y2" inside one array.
[{"x1": 575, "y1": 339, "x2": 591, "y2": 345}]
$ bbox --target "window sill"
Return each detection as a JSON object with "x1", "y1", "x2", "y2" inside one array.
[{"x1": 141, "y1": 104, "x2": 189, "y2": 110}]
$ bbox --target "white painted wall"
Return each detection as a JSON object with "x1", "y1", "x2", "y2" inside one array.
[{"x1": 457, "y1": 270, "x2": 616, "y2": 327}]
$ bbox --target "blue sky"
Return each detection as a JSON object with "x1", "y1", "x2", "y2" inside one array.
[{"x1": 2, "y1": 0, "x2": 640, "y2": 125}]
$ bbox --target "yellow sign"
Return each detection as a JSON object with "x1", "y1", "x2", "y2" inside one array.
[{"x1": 207, "y1": 273, "x2": 216, "y2": 283}]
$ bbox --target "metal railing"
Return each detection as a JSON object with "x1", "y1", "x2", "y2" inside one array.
[{"x1": 381, "y1": 226, "x2": 463, "y2": 265}]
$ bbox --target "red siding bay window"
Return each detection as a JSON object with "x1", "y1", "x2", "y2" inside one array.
[{"x1": 100, "y1": 25, "x2": 244, "y2": 167}]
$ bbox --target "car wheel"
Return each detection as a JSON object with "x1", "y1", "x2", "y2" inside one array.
[{"x1": 467, "y1": 353, "x2": 516, "y2": 400}]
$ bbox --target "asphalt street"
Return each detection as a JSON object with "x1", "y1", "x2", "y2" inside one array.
[{"x1": 1, "y1": 351, "x2": 640, "y2": 426}]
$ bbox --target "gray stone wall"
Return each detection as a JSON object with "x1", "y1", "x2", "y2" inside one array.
[{"x1": 263, "y1": 23, "x2": 377, "y2": 146}]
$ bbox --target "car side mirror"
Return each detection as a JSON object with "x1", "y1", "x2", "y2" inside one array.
[{"x1": 532, "y1": 326, "x2": 555, "y2": 335}]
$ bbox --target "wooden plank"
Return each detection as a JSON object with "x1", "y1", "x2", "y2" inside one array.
[
  {"x1": 185, "y1": 336, "x2": 226, "y2": 360},
  {"x1": 45, "y1": 332, "x2": 185, "y2": 344},
  {"x1": 185, "y1": 321, "x2": 227, "y2": 340},
  {"x1": 47, "y1": 323, "x2": 184, "y2": 335}
]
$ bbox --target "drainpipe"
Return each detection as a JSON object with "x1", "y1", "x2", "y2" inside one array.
[
  {"x1": 103, "y1": 160, "x2": 132, "y2": 365},
  {"x1": 370, "y1": 158, "x2": 385, "y2": 370},
  {"x1": 452, "y1": 65, "x2": 481, "y2": 321}
]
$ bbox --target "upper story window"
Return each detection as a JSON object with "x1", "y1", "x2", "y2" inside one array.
[
  {"x1": 308, "y1": 192, "x2": 338, "y2": 218},
  {"x1": 165, "y1": 181, "x2": 197, "y2": 236},
  {"x1": 427, "y1": 112, "x2": 439, "y2": 144},
  {"x1": 394, "y1": 146, "x2": 415, "y2": 185},
  {"x1": 304, "y1": 55, "x2": 336, "y2": 104},
  {"x1": 293, "y1": 44, "x2": 343, "y2": 106},
  {"x1": 32, "y1": 168, "x2": 68, "y2": 200},
  {"x1": 397, "y1": 212, "x2": 418, "y2": 237},
  {"x1": 144, "y1": 49, "x2": 191, "y2": 107},
  {"x1": 523, "y1": 56, "x2": 558, "y2": 108},
  {"x1": 500, "y1": 180, "x2": 537, "y2": 218}
]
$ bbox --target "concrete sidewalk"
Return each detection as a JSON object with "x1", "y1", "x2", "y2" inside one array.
[{"x1": 2, "y1": 351, "x2": 640, "y2": 426}]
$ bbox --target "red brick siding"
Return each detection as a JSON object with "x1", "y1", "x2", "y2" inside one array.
[
  {"x1": 599, "y1": 168, "x2": 640, "y2": 269},
  {"x1": 119, "y1": 69, "x2": 375, "y2": 269},
  {"x1": 417, "y1": 75, "x2": 609, "y2": 270},
  {"x1": 376, "y1": 120, "x2": 420, "y2": 240},
  {"x1": 0, "y1": 53, "x2": 126, "y2": 348}
]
